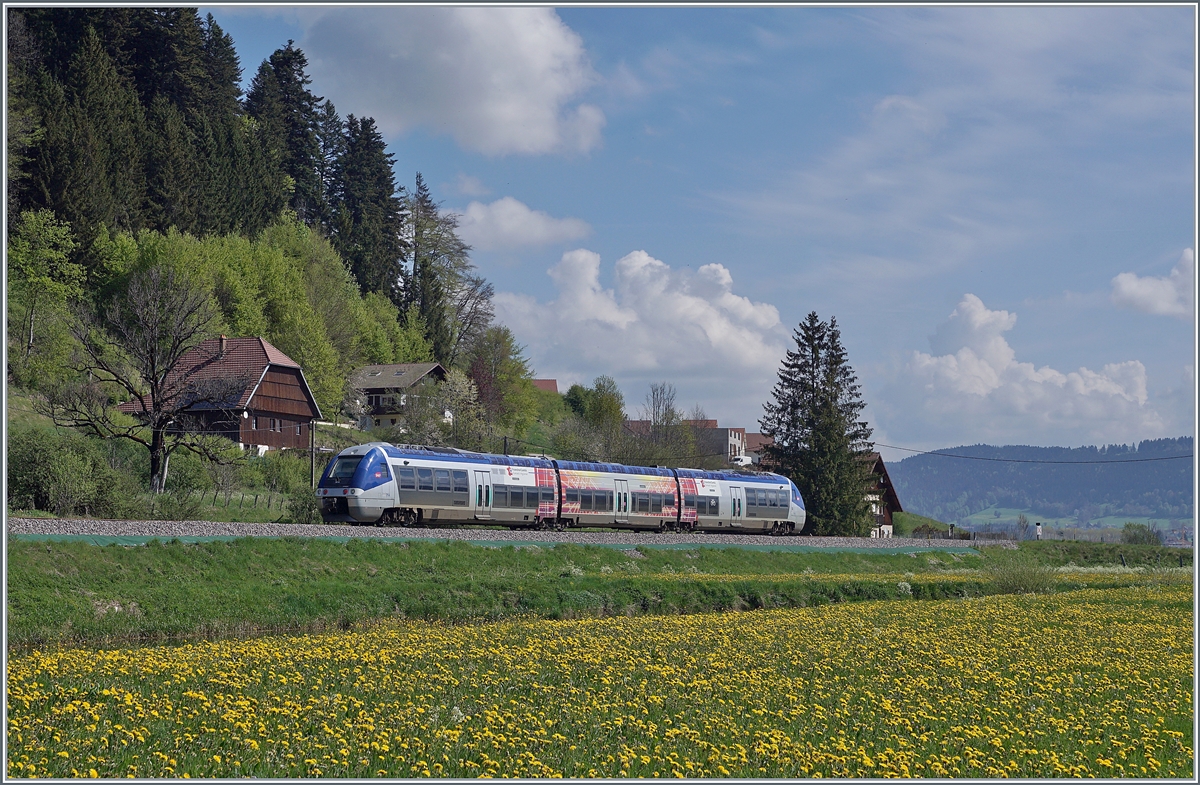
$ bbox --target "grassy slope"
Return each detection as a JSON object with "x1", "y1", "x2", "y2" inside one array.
[{"x1": 7, "y1": 536, "x2": 1190, "y2": 647}]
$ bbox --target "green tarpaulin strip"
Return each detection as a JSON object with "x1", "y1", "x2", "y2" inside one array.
[{"x1": 8, "y1": 533, "x2": 979, "y2": 555}]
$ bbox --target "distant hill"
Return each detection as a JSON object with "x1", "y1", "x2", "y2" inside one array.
[{"x1": 889, "y1": 437, "x2": 1193, "y2": 525}]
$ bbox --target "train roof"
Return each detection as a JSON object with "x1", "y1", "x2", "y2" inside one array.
[
  {"x1": 337, "y1": 443, "x2": 791, "y2": 483},
  {"x1": 675, "y1": 467, "x2": 790, "y2": 484}
]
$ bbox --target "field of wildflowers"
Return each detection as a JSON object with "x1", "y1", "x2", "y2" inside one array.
[{"x1": 7, "y1": 583, "x2": 1192, "y2": 778}]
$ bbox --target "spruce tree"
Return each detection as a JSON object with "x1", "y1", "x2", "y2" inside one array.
[
  {"x1": 329, "y1": 114, "x2": 407, "y2": 302},
  {"x1": 406, "y1": 173, "x2": 456, "y2": 365},
  {"x1": 245, "y1": 41, "x2": 322, "y2": 224},
  {"x1": 760, "y1": 312, "x2": 875, "y2": 536}
]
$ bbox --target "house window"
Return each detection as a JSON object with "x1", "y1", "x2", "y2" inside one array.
[
  {"x1": 252, "y1": 416, "x2": 258, "y2": 430},
  {"x1": 296, "y1": 423, "x2": 302, "y2": 436}
]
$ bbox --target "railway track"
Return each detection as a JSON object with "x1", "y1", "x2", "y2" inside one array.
[{"x1": 6, "y1": 517, "x2": 997, "y2": 549}]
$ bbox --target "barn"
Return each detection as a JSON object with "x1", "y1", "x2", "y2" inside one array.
[{"x1": 118, "y1": 336, "x2": 321, "y2": 454}]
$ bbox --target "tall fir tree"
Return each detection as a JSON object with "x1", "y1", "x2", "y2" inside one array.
[
  {"x1": 760, "y1": 312, "x2": 875, "y2": 536},
  {"x1": 36, "y1": 26, "x2": 147, "y2": 262},
  {"x1": 405, "y1": 173, "x2": 457, "y2": 365},
  {"x1": 314, "y1": 99, "x2": 347, "y2": 233},
  {"x1": 245, "y1": 41, "x2": 322, "y2": 224},
  {"x1": 329, "y1": 114, "x2": 407, "y2": 302}
]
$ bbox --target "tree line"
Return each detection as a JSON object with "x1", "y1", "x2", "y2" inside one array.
[{"x1": 7, "y1": 8, "x2": 490, "y2": 373}]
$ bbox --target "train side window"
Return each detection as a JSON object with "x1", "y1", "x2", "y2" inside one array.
[
  {"x1": 747, "y1": 491, "x2": 757, "y2": 508},
  {"x1": 566, "y1": 488, "x2": 579, "y2": 504},
  {"x1": 636, "y1": 493, "x2": 650, "y2": 513},
  {"x1": 770, "y1": 489, "x2": 780, "y2": 507},
  {"x1": 452, "y1": 471, "x2": 469, "y2": 493},
  {"x1": 542, "y1": 487, "x2": 555, "y2": 504},
  {"x1": 494, "y1": 484, "x2": 508, "y2": 507},
  {"x1": 605, "y1": 490, "x2": 614, "y2": 511},
  {"x1": 580, "y1": 490, "x2": 592, "y2": 510},
  {"x1": 435, "y1": 469, "x2": 451, "y2": 492},
  {"x1": 684, "y1": 494, "x2": 696, "y2": 509},
  {"x1": 398, "y1": 467, "x2": 415, "y2": 490},
  {"x1": 707, "y1": 497, "x2": 720, "y2": 515},
  {"x1": 417, "y1": 468, "x2": 434, "y2": 491},
  {"x1": 527, "y1": 488, "x2": 541, "y2": 509}
]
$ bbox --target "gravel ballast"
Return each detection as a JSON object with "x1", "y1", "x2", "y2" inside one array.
[{"x1": 6, "y1": 517, "x2": 999, "y2": 549}]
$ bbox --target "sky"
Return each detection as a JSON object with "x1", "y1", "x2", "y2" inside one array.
[{"x1": 202, "y1": 4, "x2": 1197, "y2": 460}]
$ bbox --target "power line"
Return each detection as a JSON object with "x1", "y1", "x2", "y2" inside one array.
[{"x1": 874, "y1": 442, "x2": 1193, "y2": 465}]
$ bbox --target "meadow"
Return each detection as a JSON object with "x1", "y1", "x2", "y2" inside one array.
[
  {"x1": 6, "y1": 584, "x2": 1192, "y2": 778},
  {"x1": 7, "y1": 536, "x2": 1191, "y2": 648}
]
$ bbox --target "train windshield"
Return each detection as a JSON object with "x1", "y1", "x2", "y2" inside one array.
[{"x1": 322, "y1": 456, "x2": 363, "y2": 487}]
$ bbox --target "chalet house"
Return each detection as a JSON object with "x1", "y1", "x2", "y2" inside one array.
[
  {"x1": 117, "y1": 336, "x2": 321, "y2": 454},
  {"x1": 349, "y1": 362, "x2": 447, "y2": 429},
  {"x1": 865, "y1": 453, "x2": 903, "y2": 538}
]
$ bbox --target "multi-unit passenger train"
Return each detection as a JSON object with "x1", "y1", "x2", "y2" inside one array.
[{"x1": 316, "y1": 442, "x2": 806, "y2": 535}]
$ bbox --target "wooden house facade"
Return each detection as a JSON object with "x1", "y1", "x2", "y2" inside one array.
[{"x1": 118, "y1": 336, "x2": 321, "y2": 453}]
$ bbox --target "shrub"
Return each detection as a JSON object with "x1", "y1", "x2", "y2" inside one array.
[
  {"x1": 1120, "y1": 522, "x2": 1162, "y2": 546},
  {"x1": 284, "y1": 491, "x2": 322, "y2": 525},
  {"x1": 985, "y1": 555, "x2": 1055, "y2": 595},
  {"x1": 7, "y1": 423, "x2": 142, "y2": 518}
]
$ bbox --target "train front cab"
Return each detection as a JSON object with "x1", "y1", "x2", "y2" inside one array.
[{"x1": 316, "y1": 445, "x2": 395, "y2": 523}]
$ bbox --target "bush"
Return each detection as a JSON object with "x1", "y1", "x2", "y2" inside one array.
[
  {"x1": 284, "y1": 491, "x2": 322, "y2": 525},
  {"x1": 1121, "y1": 522, "x2": 1162, "y2": 546},
  {"x1": 985, "y1": 554, "x2": 1056, "y2": 595},
  {"x1": 7, "y1": 423, "x2": 143, "y2": 518}
]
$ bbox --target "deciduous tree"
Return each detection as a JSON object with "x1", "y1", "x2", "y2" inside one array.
[{"x1": 40, "y1": 264, "x2": 252, "y2": 493}]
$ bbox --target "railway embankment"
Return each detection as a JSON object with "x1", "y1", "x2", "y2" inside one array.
[{"x1": 6, "y1": 516, "x2": 994, "y2": 551}]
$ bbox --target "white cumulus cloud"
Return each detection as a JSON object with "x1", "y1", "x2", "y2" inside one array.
[
  {"x1": 898, "y1": 294, "x2": 1167, "y2": 445},
  {"x1": 1110, "y1": 248, "x2": 1194, "y2": 318},
  {"x1": 303, "y1": 7, "x2": 604, "y2": 155},
  {"x1": 456, "y1": 197, "x2": 591, "y2": 251},
  {"x1": 494, "y1": 249, "x2": 786, "y2": 421}
]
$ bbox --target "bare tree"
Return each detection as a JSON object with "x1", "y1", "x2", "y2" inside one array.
[{"x1": 40, "y1": 265, "x2": 252, "y2": 493}]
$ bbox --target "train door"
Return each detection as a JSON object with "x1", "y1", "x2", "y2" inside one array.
[
  {"x1": 473, "y1": 470, "x2": 492, "y2": 519},
  {"x1": 614, "y1": 479, "x2": 629, "y2": 523},
  {"x1": 729, "y1": 486, "x2": 744, "y2": 527}
]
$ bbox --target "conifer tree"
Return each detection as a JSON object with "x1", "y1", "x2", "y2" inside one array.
[
  {"x1": 760, "y1": 312, "x2": 875, "y2": 536},
  {"x1": 245, "y1": 41, "x2": 322, "y2": 224},
  {"x1": 329, "y1": 114, "x2": 407, "y2": 301}
]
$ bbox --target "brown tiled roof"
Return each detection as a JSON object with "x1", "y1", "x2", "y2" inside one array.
[
  {"x1": 349, "y1": 362, "x2": 445, "y2": 390},
  {"x1": 532, "y1": 379, "x2": 558, "y2": 393},
  {"x1": 745, "y1": 433, "x2": 774, "y2": 452},
  {"x1": 117, "y1": 336, "x2": 314, "y2": 415}
]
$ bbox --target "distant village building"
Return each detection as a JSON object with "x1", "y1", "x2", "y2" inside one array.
[
  {"x1": 117, "y1": 336, "x2": 321, "y2": 455},
  {"x1": 349, "y1": 362, "x2": 447, "y2": 429},
  {"x1": 623, "y1": 419, "x2": 747, "y2": 464},
  {"x1": 745, "y1": 433, "x2": 774, "y2": 466},
  {"x1": 532, "y1": 379, "x2": 558, "y2": 393}
]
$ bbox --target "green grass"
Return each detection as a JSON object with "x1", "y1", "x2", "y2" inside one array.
[
  {"x1": 7, "y1": 536, "x2": 1191, "y2": 648},
  {"x1": 891, "y1": 510, "x2": 950, "y2": 534}
]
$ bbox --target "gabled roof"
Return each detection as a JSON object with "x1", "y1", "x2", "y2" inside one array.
[
  {"x1": 117, "y1": 336, "x2": 320, "y2": 417},
  {"x1": 863, "y1": 452, "x2": 903, "y2": 513},
  {"x1": 532, "y1": 379, "x2": 558, "y2": 393},
  {"x1": 350, "y1": 362, "x2": 446, "y2": 390}
]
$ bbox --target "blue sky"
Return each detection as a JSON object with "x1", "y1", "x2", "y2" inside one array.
[{"x1": 203, "y1": 5, "x2": 1196, "y2": 458}]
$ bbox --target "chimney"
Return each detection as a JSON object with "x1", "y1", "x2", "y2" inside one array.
[{"x1": 219, "y1": 335, "x2": 227, "y2": 356}]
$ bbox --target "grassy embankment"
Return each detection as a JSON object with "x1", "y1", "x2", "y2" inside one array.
[{"x1": 6, "y1": 536, "x2": 1191, "y2": 648}]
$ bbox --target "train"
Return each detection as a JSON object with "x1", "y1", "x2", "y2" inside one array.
[{"x1": 316, "y1": 442, "x2": 806, "y2": 535}]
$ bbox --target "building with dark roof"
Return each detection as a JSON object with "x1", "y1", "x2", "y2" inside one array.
[
  {"x1": 349, "y1": 362, "x2": 447, "y2": 429},
  {"x1": 117, "y1": 336, "x2": 321, "y2": 453}
]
